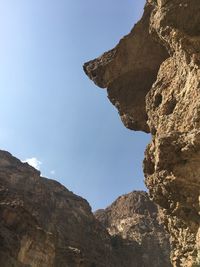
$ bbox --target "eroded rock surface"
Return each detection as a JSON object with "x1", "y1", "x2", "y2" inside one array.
[
  {"x1": 0, "y1": 150, "x2": 116, "y2": 267},
  {"x1": 84, "y1": 3, "x2": 168, "y2": 132},
  {"x1": 84, "y1": 0, "x2": 200, "y2": 266},
  {"x1": 0, "y1": 150, "x2": 170, "y2": 266},
  {"x1": 95, "y1": 191, "x2": 171, "y2": 267}
]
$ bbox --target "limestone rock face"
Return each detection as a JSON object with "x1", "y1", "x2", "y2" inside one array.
[
  {"x1": 0, "y1": 150, "x2": 170, "y2": 267},
  {"x1": 84, "y1": 1, "x2": 200, "y2": 266},
  {"x1": 95, "y1": 191, "x2": 171, "y2": 267}
]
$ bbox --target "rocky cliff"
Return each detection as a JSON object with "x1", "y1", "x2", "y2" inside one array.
[
  {"x1": 0, "y1": 150, "x2": 170, "y2": 266},
  {"x1": 95, "y1": 191, "x2": 171, "y2": 267},
  {"x1": 0, "y1": 150, "x2": 113, "y2": 267},
  {"x1": 84, "y1": 0, "x2": 200, "y2": 266}
]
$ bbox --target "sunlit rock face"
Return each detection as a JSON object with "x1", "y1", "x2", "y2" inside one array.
[
  {"x1": 0, "y1": 150, "x2": 170, "y2": 266},
  {"x1": 84, "y1": 0, "x2": 200, "y2": 266},
  {"x1": 95, "y1": 191, "x2": 171, "y2": 267}
]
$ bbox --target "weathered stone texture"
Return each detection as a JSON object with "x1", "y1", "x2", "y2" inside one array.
[
  {"x1": 95, "y1": 191, "x2": 171, "y2": 267},
  {"x1": 0, "y1": 150, "x2": 113, "y2": 267},
  {"x1": 0, "y1": 150, "x2": 170, "y2": 267},
  {"x1": 84, "y1": 3, "x2": 168, "y2": 132},
  {"x1": 84, "y1": 0, "x2": 200, "y2": 266}
]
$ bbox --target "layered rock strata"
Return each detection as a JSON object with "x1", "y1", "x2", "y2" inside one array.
[
  {"x1": 84, "y1": 0, "x2": 200, "y2": 266},
  {"x1": 0, "y1": 150, "x2": 170, "y2": 266}
]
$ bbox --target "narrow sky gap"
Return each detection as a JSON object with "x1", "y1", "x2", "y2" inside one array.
[{"x1": 0, "y1": 0, "x2": 149, "y2": 210}]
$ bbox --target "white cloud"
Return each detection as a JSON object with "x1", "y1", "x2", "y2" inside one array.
[{"x1": 23, "y1": 157, "x2": 42, "y2": 170}]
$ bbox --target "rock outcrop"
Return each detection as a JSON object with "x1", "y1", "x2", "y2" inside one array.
[
  {"x1": 84, "y1": 0, "x2": 200, "y2": 266},
  {"x1": 95, "y1": 191, "x2": 171, "y2": 267},
  {"x1": 83, "y1": 2, "x2": 168, "y2": 132},
  {"x1": 0, "y1": 150, "x2": 114, "y2": 267},
  {"x1": 0, "y1": 150, "x2": 170, "y2": 266}
]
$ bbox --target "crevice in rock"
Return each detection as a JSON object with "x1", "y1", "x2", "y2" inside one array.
[
  {"x1": 162, "y1": 98, "x2": 177, "y2": 115},
  {"x1": 154, "y1": 94, "x2": 163, "y2": 108}
]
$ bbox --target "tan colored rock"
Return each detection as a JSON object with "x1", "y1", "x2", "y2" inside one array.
[
  {"x1": 84, "y1": 0, "x2": 200, "y2": 266},
  {"x1": 0, "y1": 150, "x2": 113, "y2": 267},
  {"x1": 84, "y1": 2, "x2": 168, "y2": 132},
  {"x1": 0, "y1": 150, "x2": 170, "y2": 266},
  {"x1": 95, "y1": 191, "x2": 171, "y2": 267}
]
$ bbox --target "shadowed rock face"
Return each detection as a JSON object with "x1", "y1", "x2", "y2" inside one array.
[
  {"x1": 0, "y1": 151, "x2": 114, "y2": 267},
  {"x1": 0, "y1": 150, "x2": 170, "y2": 267},
  {"x1": 84, "y1": 0, "x2": 200, "y2": 266},
  {"x1": 84, "y1": 3, "x2": 168, "y2": 132}
]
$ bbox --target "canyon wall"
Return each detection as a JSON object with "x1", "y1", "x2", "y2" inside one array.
[
  {"x1": 0, "y1": 151, "x2": 114, "y2": 267},
  {"x1": 95, "y1": 191, "x2": 171, "y2": 267},
  {"x1": 0, "y1": 150, "x2": 170, "y2": 266},
  {"x1": 84, "y1": 0, "x2": 200, "y2": 266}
]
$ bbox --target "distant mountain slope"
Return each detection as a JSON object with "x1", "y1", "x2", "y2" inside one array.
[{"x1": 95, "y1": 191, "x2": 171, "y2": 267}]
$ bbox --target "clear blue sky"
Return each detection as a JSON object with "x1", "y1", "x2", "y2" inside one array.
[{"x1": 0, "y1": 0, "x2": 149, "y2": 210}]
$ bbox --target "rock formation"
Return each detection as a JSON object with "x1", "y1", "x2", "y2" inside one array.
[
  {"x1": 0, "y1": 150, "x2": 170, "y2": 266},
  {"x1": 95, "y1": 191, "x2": 171, "y2": 267},
  {"x1": 0, "y1": 150, "x2": 114, "y2": 267},
  {"x1": 84, "y1": 0, "x2": 200, "y2": 266}
]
